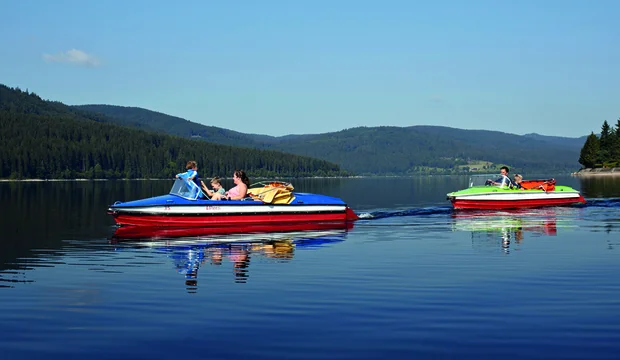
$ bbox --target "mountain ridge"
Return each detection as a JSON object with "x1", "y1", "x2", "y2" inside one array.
[
  {"x1": 77, "y1": 104, "x2": 588, "y2": 142},
  {"x1": 0, "y1": 84, "x2": 348, "y2": 179},
  {"x1": 74, "y1": 104, "x2": 586, "y2": 175}
]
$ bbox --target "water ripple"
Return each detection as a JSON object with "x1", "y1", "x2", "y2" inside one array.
[
  {"x1": 586, "y1": 198, "x2": 620, "y2": 207},
  {"x1": 357, "y1": 206, "x2": 453, "y2": 219}
]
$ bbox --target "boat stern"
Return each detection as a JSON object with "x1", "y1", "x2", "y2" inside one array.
[{"x1": 345, "y1": 206, "x2": 359, "y2": 221}]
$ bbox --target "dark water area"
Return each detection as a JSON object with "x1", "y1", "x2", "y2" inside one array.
[{"x1": 1, "y1": 175, "x2": 620, "y2": 359}]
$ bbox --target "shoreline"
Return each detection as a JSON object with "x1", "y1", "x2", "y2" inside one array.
[
  {"x1": 572, "y1": 168, "x2": 620, "y2": 176},
  {"x1": 0, "y1": 176, "x2": 358, "y2": 182},
  {"x1": 0, "y1": 173, "x2": 583, "y2": 182}
]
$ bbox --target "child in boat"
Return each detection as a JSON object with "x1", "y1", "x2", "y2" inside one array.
[
  {"x1": 175, "y1": 160, "x2": 202, "y2": 190},
  {"x1": 201, "y1": 177, "x2": 226, "y2": 199},
  {"x1": 512, "y1": 174, "x2": 523, "y2": 189},
  {"x1": 176, "y1": 161, "x2": 198, "y2": 181}
]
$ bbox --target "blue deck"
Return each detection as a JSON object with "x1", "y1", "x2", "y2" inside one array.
[{"x1": 110, "y1": 192, "x2": 348, "y2": 208}]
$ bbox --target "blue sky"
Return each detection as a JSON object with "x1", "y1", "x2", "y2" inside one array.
[{"x1": 1, "y1": 0, "x2": 618, "y2": 137}]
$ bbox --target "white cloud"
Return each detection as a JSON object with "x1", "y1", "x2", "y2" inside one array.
[{"x1": 43, "y1": 49, "x2": 101, "y2": 67}]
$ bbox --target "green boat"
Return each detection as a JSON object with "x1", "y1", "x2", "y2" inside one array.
[{"x1": 447, "y1": 174, "x2": 586, "y2": 210}]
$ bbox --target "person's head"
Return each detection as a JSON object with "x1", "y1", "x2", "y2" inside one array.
[
  {"x1": 233, "y1": 170, "x2": 250, "y2": 186},
  {"x1": 500, "y1": 166, "x2": 510, "y2": 176},
  {"x1": 186, "y1": 160, "x2": 197, "y2": 170},
  {"x1": 210, "y1": 176, "x2": 222, "y2": 189},
  {"x1": 514, "y1": 174, "x2": 523, "y2": 183}
]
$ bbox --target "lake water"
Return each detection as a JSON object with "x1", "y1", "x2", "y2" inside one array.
[{"x1": 1, "y1": 175, "x2": 620, "y2": 359}]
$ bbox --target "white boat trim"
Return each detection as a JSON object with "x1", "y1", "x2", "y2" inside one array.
[
  {"x1": 452, "y1": 192, "x2": 582, "y2": 201},
  {"x1": 110, "y1": 204, "x2": 347, "y2": 215}
]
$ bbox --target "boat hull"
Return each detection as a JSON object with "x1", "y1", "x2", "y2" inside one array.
[
  {"x1": 449, "y1": 192, "x2": 586, "y2": 210},
  {"x1": 109, "y1": 207, "x2": 358, "y2": 227},
  {"x1": 107, "y1": 192, "x2": 359, "y2": 228}
]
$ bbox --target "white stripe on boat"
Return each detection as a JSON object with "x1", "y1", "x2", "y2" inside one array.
[
  {"x1": 111, "y1": 205, "x2": 347, "y2": 214},
  {"x1": 452, "y1": 192, "x2": 581, "y2": 201}
]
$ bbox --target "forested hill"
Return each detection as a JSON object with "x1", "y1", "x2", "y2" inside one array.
[
  {"x1": 75, "y1": 104, "x2": 276, "y2": 147},
  {"x1": 523, "y1": 133, "x2": 589, "y2": 149},
  {"x1": 0, "y1": 85, "x2": 347, "y2": 179},
  {"x1": 76, "y1": 104, "x2": 585, "y2": 175}
]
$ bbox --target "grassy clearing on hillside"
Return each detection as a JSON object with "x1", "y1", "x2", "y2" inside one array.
[{"x1": 455, "y1": 161, "x2": 510, "y2": 173}]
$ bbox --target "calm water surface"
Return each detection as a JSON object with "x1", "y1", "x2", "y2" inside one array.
[{"x1": 1, "y1": 175, "x2": 620, "y2": 360}]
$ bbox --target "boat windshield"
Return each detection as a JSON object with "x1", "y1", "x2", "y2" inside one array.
[
  {"x1": 469, "y1": 174, "x2": 512, "y2": 189},
  {"x1": 169, "y1": 178, "x2": 202, "y2": 200}
]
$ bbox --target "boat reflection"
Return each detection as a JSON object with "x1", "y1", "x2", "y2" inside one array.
[
  {"x1": 111, "y1": 221, "x2": 354, "y2": 241},
  {"x1": 110, "y1": 225, "x2": 352, "y2": 292},
  {"x1": 450, "y1": 208, "x2": 572, "y2": 253}
]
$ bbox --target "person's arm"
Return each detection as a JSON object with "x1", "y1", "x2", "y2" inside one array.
[
  {"x1": 176, "y1": 170, "x2": 189, "y2": 179},
  {"x1": 200, "y1": 181, "x2": 213, "y2": 196}
]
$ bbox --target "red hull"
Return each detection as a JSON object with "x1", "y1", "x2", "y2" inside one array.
[
  {"x1": 111, "y1": 221, "x2": 355, "y2": 241},
  {"x1": 110, "y1": 207, "x2": 359, "y2": 227},
  {"x1": 451, "y1": 195, "x2": 586, "y2": 210}
]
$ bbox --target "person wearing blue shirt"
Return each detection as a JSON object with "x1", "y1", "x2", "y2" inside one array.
[{"x1": 176, "y1": 160, "x2": 202, "y2": 194}]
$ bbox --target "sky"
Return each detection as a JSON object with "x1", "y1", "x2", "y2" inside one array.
[{"x1": 1, "y1": 0, "x2": 618, "y2": 137}]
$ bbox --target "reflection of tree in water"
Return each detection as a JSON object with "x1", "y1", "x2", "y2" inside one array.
[{"x1": 578, "y1": 176, "x2": 620, "y2": 199}]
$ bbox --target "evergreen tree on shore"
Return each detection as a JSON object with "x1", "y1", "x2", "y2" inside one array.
[
  {"x1": 579, "y1": 119, "x2": 620, "y2": 168},
  {"x1": 612, "y1": 119, "x2": 620, "y2": 161},
  {"x1": 578, "y1": 133, "x2": 600, "y2": 168}
]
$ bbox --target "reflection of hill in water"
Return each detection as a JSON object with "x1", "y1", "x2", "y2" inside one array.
[
  {"x1": 0, "y1": 181, "x2": 130, "y2": 273},
  {"x1": 450, "y1": 208, "x2": 578, "y2": 253},
  {"x1": 113, "y1": 229, "x2": 349, "y2": 291}
]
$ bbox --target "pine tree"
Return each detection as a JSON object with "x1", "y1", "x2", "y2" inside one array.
[
  {"x1": 599, "y1": 120, "x2": 612, "y2": 163},
  {"x1": 579, "y1": 132, "x2": 600, "y2": 168},
  {"x1": 611, "y1": 119, "x2": 620, "y2": 164}
]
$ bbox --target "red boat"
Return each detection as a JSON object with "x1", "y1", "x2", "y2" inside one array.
[{"x1": 107, "y1": 179, "x2": 359, "y2": 230}]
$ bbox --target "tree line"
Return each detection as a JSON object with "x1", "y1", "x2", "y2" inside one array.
[
  {"x1": 579, "y1": 119, "x2": 620, "y2": 168},
  {"x1": 0, "y1": 85, "x2": 350, "y2": 179},
  {"x1": 72, "y1": 105, "x2": 584, "y2": 175}
]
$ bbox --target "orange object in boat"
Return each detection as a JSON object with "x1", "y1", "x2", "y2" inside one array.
[{"x1": 520, "y1": 178, "x2": 556, "y2": 191}]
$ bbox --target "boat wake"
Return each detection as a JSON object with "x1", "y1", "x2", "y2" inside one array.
[
  {"x1": 585, "y1": 198, "x2": 620, "y2": 208},
  {"x1": 356, "y1": 197, "x2": 620, "y2": 221},
  {"x1": 356, "y1": 206, "x2": 453, "y2": 220}
]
